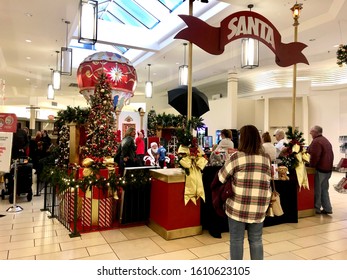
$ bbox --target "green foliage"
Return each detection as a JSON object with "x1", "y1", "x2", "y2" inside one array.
[
  {"x1": 337, "y1": 44, "x2": 347, "y2": 67},
  {"x1": 55, "y1": 106, "x2": 90, "y2": 129},
  {"x1": 280, "y1": 126, "x2": 307, "y2": 170}
]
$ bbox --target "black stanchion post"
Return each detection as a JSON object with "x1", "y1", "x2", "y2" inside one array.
[
  {"x1": 40, "y1": 182, "x2": 48, "y2": 211},
  {"x1": 34, "y1": 171, "x2": 41, "y2": 197},
  {"x1": 48, "y1": 182, "x2": 57, "y2": 219}
]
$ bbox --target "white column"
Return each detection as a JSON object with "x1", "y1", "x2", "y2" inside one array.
[
  {"x1": 29, "y1": 108, "x2": 36, "y2": 130},
  {"x1": 302, "y1": 95, "x2": 309, "y2": 144},
  {"x1": 227, "y1": 72, "x2": 238, "y2": 128},
  {"x1": 264, "y1": 97, "x2": 270, "y2": 132}
]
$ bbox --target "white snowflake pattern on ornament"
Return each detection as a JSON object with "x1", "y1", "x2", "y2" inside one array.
[{"x1": 109, "y1": 66, "x2": 123, "y2": 83}]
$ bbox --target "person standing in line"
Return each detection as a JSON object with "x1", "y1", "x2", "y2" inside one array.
[
  {"x1": 307, "y1": 125, "x2": 334, "y2": 215},
  {"x1": 273, "y1": 129, "x2": 286, "y2": 162},
  {"x1": 135, "y1": 131, "x2": 145, "y2": 166},
  {"x1": 216, "y1": 129, "x2": 234, "y2": 154},
  {"x1": 262, "y1": 132, "x2": 276, "y2": 162},
  {"x1": 41, "y1": 130, "x2": 51, "y2": 153},
  {"x1": 217, "y1": 125, "x2": 272, "y2": 260},
  {"x1": 11, "y1": 123, "x2": 29, "y2": 160},
  {"x1": 120, "y1": 127, "x2": 137, "y2": 174}
]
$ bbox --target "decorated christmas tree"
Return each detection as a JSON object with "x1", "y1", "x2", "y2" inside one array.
[
  {"x1": 147, "y1": 107, "x2": 157, "y2": 137},
  {"x1": 56, "y1": 124, "x2": 70, "y2": 168},
  {"x1": 82, "y1": 72, "x2": 117, "y2": 167}
]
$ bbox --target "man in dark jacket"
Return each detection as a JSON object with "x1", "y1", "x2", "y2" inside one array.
[
  {"x1": 307, "y1": 125, "x2": 334, "y2": 215},
  {"x1": 11, "y1": 123, "x2": 28, "y2": 160}
]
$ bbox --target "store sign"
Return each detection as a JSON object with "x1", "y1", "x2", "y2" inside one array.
[
  {"x1": 0, "y1": 132, "x2": 13, "y2": 172},
  {"x1": 174, "y1": 11, "x2": 309, "y2": 67},
  {"x1": 0, "y1": 113, "x2": 17, "y2": 132},
  {"x1": 0, "y1": 113, "x2": 17, "y2": 172}
]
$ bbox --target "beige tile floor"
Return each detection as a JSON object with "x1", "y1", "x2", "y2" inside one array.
[{"x1": 0, "y1": 171, "x2": 346, "y2": 260}]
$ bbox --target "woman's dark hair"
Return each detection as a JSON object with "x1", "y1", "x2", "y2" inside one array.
[
  {"x1": 262, "y1": 132, "x2": 271, "y2": 143},
  {"x1": 238, "y1": 125, "x2": 263, "y2": 155}
]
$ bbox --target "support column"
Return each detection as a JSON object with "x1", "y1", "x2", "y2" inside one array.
[
  {"x1": 227, "y1": 72, "x2": 238, "y2": 128},
  {"x1": 302, "y1": 95, "x2": 309, "y2": 143},
  {"x1": 264, "y1": 97, "x2": 270, "y2": 132},
  {"x1": 139, "y1": 108, "x2": 145, "y2": 131},
  {"x1": 68, "y1": 122, "x2": 80, "y2": 164},
  {"x1": 29, "y1": 108, "x2": 36, "y2": 130}
]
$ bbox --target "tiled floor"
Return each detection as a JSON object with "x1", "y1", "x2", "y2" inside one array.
[{"x1": 0, "y1": 171, "x2": 346, "y2": 260}]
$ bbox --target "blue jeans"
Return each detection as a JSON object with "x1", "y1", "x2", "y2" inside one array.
[
  {"x1": 314, "y1": 171, "x2": 332, "y2": 213},
  {"x1": 228, "y1": 217, "x2": 264, "y2": 260}
]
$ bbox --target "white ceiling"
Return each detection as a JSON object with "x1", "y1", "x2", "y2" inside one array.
[{"x1": 1, "y1": 0, "x2": 347, "y2": 110}]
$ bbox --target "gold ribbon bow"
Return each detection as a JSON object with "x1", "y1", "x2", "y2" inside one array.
[
  {"x1": 178, "y1": 145, "x2": 208, "y2": 205},
  {"x1": 82, "y1": 158, "x2": 94, "y2": 177},
  {"x1": 103, "y1": 156, "x2": 115, "y2": 172}
]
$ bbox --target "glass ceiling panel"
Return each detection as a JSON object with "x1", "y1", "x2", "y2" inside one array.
[
  {"x1": 93, "y1": 0, "x2": 185, "y2": 55},
  {"x1": 158, "y1": 0, "x2": 185, "y2": 12},
  {"x1": 97, "y1": 0, "x2": 160, "y2": 29},
  {"x1": 97, "y1": 0, "x2": 185, "y2": 29}
]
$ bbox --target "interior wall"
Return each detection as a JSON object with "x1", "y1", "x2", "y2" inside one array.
[{"x1": 307, "y1": 90, "x2": 344, "y2": 165}]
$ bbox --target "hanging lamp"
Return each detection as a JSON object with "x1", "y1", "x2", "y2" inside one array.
[
  {"x1": 78, "y1": 0, "x2": 98, "y2": 45},
  {"x1": 61, "y1": 20, "x2": 73, "y2": 76},
  {"x1": 241, "y1": 4, "x2": 259, "y2": 69},
  {"x1": 178, "y1": 43, "x2": 188, "y2": 85},
  {"x1": 52, "y1": 51, "x2": 61, "y2": 90},
  {"x1": 145, "y1": 64, "x2": 153, "y2": 98}
]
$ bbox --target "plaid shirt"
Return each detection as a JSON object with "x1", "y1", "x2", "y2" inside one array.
[{"x1": 218, "y1": 151, "x2": 272, "y2": 223}]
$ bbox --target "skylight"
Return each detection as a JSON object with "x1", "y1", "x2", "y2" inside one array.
[{"x1": 97, "y1": 0, "x2": 185, "y2": 30}]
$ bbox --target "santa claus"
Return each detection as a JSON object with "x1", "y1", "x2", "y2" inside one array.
[{"x1": 143, "y1": 142, "x2": 159, "y2": 166}]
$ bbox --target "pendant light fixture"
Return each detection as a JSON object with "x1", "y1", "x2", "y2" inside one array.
[
  {"x1": 178, "y1": 43, "x2": 188, "y2": 86},
  {"x1": 241, "y1": 4, "x2": 259, "y2": 69},
  {"x1": 52, "y1": 51, "x2": 61, "y2": 90},
  {"x1": 47, "y1": 84, "x2": 55, "y2": 100},
  {"x1": 145, "y1": 64, "x2": 153, "y2": 98},
  {"x1": 61, "y1": 20, "x2": 73, "y2": 76},
  {"x1": 78, "y1": 0, "x2": 98, "y2": 45}
]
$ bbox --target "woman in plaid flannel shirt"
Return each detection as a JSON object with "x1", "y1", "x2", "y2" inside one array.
[{"x1": 218, "y1": 125, "x2": 272, "y2": 260}]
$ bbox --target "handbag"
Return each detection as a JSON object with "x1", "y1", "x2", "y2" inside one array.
[
  {"x1": 211, "y1": 172, "x2": 233, "y2": 217},
  {"x1": 267, "y1": 178, "x2": 284, "y2": 217}
]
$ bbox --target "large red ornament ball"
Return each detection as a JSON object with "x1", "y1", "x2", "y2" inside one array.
[{"x1": 77, "y1": 51, "x2": 137, "y2": 111}]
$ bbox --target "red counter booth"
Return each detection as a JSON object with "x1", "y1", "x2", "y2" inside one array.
[{"x1": 148, "y1": 168, "x2": 202, "y2": 240}]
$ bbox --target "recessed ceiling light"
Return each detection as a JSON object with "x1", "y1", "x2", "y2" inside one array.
[
  {"x1": 26, "y1": 56, "x2": 31, "y2": 60},
  {"x1": 25, "y1": 39, "x2": 32, "y2": 43},
  {"x1": 26, "y1": 78, "x2": 30, "y2": 81}
]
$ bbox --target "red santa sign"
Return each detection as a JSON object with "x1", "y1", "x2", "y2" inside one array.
[{"x1": 175, "y1": 11, "x2": 309, "y2": 67}]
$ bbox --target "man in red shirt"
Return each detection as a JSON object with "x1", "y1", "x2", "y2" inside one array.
[{"x1": 307, "y1": 125, "x2": 334, "y2": 215}]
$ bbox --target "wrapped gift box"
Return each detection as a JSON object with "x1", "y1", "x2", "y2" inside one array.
[
  {"x1": 297, "y1": 167, "x2": 315, "y2": 218},
  {"x1": 59, "y1": 188, "x2": 77, "y2": 223},
  {"x1": 148, "y1": 168, "x2": 202, "y2": 240},
  {"x1": 78, "y1": 168, "x2": 116, "y2": 228}
]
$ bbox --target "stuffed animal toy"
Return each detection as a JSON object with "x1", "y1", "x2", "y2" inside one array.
[{"x1": 277, "y1": 166, "x2": 289, "y2": 180}]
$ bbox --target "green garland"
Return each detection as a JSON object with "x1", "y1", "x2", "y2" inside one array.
[
  {"x1": 279, "y1": 126, "x2": 306, "y2": 170},
  {"x1": 55, "y1": 106, "x2": 90, "y2": 129}
]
